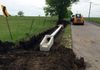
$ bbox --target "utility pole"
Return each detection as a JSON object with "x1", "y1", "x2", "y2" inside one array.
[{"x1": 88, "y1": 2, "x2": 92, "y2": 19}]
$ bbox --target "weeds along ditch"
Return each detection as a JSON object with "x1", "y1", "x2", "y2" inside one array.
[
  {"x1": 0, "y1": 19, "x2": 68, "y2": 53},
  {"x1": 0, "y1": 16, "x2": 57, "y2": 52},
  {"x1": 0, "y1": 26, "x2": 58, "y2": 53}
]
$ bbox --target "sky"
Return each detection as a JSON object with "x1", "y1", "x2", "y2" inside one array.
[
  {"x1": 0, "y1": 0, "x2": 100, "y2": 17},
  {"x1": 72, "y1": 0, "x2": 100, "y2": 17},
  {"x1": 0, "y1": 0, "x2": 46, "y2": 16}
]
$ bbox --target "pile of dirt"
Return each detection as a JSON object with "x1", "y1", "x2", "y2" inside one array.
[
  {"x1": 0, "y1": 44, "x2": 85, "y2": 70},
  {"x1": 0, "y1": 41, "x2": 15, "y2": 53}
]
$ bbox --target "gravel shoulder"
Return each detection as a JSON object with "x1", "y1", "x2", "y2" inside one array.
[{"x1": 71, "y1": 22, "x2": 100, "y2": 70}]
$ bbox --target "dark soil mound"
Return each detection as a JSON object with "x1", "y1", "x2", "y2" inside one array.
[{"x1": 0, "y1": 45, "x2": 86, "y2": 70}]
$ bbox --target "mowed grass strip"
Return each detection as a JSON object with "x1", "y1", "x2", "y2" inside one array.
[
  {"x1": 85, "y1": 18, "x2": 100, "y2": 24},
  {"x1": 0, "y1": 16, "x2": 57, "y2": 42},
  {"x1": 60, "y1": 22, "x2": 72, "y2": 48}
]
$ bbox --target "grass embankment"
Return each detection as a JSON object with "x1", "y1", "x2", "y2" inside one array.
[
  {"x1": 61, "y1": 23, "x2": 72, "y2": 48},
  {"x1": 0, "y1": 16, "x2": 57, "y2": 42},
  {"x1": 85, "y1": 18, "x2": 100, "y2": 24}
]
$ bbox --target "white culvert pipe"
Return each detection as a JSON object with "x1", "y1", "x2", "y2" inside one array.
[
  {"x1": 51, "y1": 25, "x2": 63, "y2": 36},
  {"x1": 40, "y1": 25, "x2": 63, "y2": 51}
]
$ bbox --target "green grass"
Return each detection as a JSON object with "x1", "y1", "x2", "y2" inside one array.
[
  {"x1": 85, "y1": 18, "x2": 100, "y2": 24},
  {"x1": 64, "y1": 24, "x2": 71, "y2": 37},
  {"x1": 61, "y1": 24, "x2": 72, "y2": 48},
  {"x1": 0, "y1": 16, "x2": 57, "y2": 42}
]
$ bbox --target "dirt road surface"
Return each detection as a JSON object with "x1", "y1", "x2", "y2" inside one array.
[{"x1": 71, "y1": 22, "x2": 100, "y2": 70}]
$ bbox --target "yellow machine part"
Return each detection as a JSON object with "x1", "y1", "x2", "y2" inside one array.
[{"x1": 73, "y1": 16, "x2": 84, "y2": 24}]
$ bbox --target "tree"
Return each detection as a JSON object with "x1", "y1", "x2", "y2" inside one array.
[
  {"x1": 18, "y1": 11, "x2": 24, "y2": 16},
  {"x1": 44, "y1": 0, "x2": 78, "y2": 22},
  {"x1": 66, "y1": 7, "x2": 73, "y2": 18}
]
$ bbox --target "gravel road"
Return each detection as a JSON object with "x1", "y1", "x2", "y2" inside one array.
[{"x1": 71, "y1": 22, "x2": 100, "y2": 70}]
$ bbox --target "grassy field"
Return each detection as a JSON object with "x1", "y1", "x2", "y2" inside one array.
[
  {"x1": 85, "y1": 18, "x2": 100, "y2": 24},
  {"x1": 0, "y1": 16, "x2": 57, "y2": 42}
]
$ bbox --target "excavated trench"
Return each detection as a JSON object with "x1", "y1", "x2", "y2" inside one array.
[{"x1": 0, "y1": 21, "x2": 86, "y2": 70}]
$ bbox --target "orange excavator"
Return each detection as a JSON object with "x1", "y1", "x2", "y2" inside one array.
[{"x1": 71, "y1": 14, "x2": 84, "y2": 25}]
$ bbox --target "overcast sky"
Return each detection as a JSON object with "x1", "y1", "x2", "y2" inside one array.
[
  {"x1": 0, "y1": 0, "x2": 46, "y2": 16},
  {"x1": 72, "y1": 0, "x2": 100, "y2": 17},
  {"x1": 0, "y1": 0, "x2": 100, "y2": 17}
]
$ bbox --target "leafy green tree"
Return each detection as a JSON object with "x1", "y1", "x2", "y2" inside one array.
[
  {"x1": 66, "y1": 7, "x2": 73, "y2": 18},
  {"x1": 18, "y1": 11, "x2": 24, "y2": 16},
  {"x1": 44, "y1": 0, "x2": 78, "y2": 22}
]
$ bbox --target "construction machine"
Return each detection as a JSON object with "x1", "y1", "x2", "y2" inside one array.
[{"x1": 71, "y1": 14, "x2": 84, "y2": 25}]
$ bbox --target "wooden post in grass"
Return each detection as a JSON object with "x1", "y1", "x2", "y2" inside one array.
[
  {"x1": 5, "y1": 17, "x2": 13, "y2": 40},
  {"x1": 1, "y1": 5, "x2": 13, "y2": 40}
]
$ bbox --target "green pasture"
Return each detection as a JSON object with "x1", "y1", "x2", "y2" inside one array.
[
  {"x1": 0, "y1": 16, "x2": 57, "y2": 42},
  {"x1": 85, "y1": 18, "x2": 100, "y2": 24}
]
